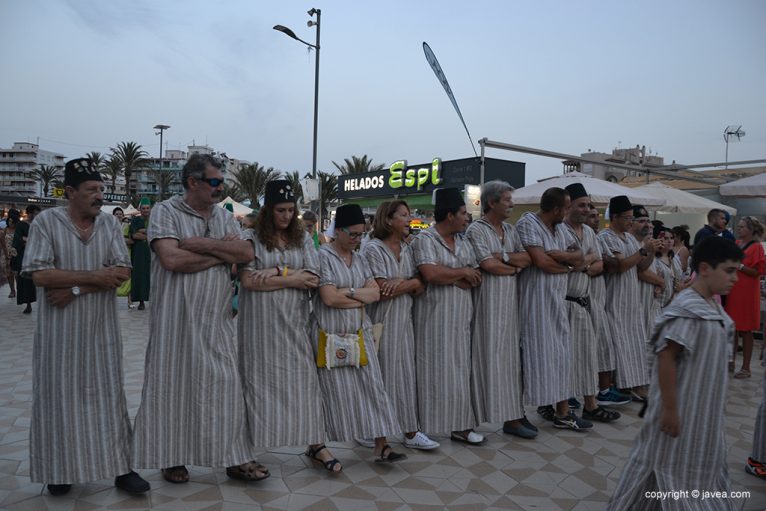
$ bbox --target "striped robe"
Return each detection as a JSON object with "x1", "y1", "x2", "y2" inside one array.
[
  {"x1": 753, "y1": 360, "x2": 766, "y2": 462},
  {"x1": 465, "y1": 219, "x2": 525, "y2": 423},
  {"x1": 411, "y1": 227, "x2": 478, "y2": 433},
  {"x1": 591, "y1": 236, "x2": 615, "y2": 373},
  {"x1": 313, "y1": 244, "x2": 400, "y2": 441},
  {"x1": 606, "y1": 288, "x2": 736, "y2": 511},
  {"x1": 516, "y1": 213, "x2": 571, "y2": 407},
  {"x1": 563, "y1": 222, "x2": 599, "y2": 397},
  {"x1": 360, "y1": 238, "x2": 419, "y2": 434},
  {"x1": 639, "y1": 256, "x2": 658, "y2": 339},
  {"x1": 23, "y1": 208, "x2": 132, "y2": 484},
  {"x1": 132, "y1": 196, "x2": 254, "y2": 468},
  {"x1": 238, "y1": 232, "x2": 325, "y2": 448},
  {"x1": 599, "y1": 229, "x2": 650, "y2": 388}
]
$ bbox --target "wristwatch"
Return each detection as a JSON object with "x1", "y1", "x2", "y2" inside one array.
[
  {"x1": 349, "y1": 287, "x2": 356, "y2": 298},
  {"x1": 71, "y1": 286, "x2": 81, "y2": 297},
  {"x1": 639, "y1": 248, "x2": 648, "y2": 257},
  {"x1": 566, "y1": 265, "x2": 574, "y2": 273}
]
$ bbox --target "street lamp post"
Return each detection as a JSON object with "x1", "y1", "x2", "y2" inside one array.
[
  {"x1": 154, "y1": 124, "x2": 170, "y2": 198},
  {"x1": 274, "y1": 8, "x2": 321, "y2": 220}
]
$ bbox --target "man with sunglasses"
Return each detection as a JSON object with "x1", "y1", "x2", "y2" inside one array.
[{"x1": 132, "y1": 154, "x2": 266, "y2": 484}]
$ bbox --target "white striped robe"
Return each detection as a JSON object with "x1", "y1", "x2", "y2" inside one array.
[
  {"x1": 238, "y1": 232, "x2": 326, "y2": 447},
  {"x1": 411, "y1": 227, "x2": 478, "y2": 433},
  {"x1": 516, "y1": 213, "x2": 572, "y2": 407},
  {"x1": 23, "y1": 208, "x2": 132, "y2": 484},
  {"x1": 465, "y1": 219, "x2": 525, "y2": 423},
  {"x1": 313, "y1": 244, "x2": 400, "y2": 441},
  {"x1": 607, "y1": 288, "x2": 736, "y2": 511},
  {"x1": 753, "y1": 360, "x2": 766, "y2": 463},
  {"x1": 563, "y1": 222, "x2": 599, "y2": 397},
  {"x1": 361, "y1": 238, "x2": 419, "y2": 434},
  {"x1": 132, "y1": 196, "x2": 254, "y2": 468},
  {"x1": 599, "y1": 229, "x2": 650, "y2": 388},
  {"x1": 591, "y1": 236, "x2": 615, "y2": 373}
]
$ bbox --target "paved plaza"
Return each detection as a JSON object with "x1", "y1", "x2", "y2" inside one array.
[{"x1": 1, "y1": 291, "x2": 765, "y2": 510}]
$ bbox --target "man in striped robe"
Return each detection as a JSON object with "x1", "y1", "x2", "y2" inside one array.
[{"x1": 22, "y1": 158, "x2": 150, "y2": 496}]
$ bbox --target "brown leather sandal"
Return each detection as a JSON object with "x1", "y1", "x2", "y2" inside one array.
[
  {"x1": 226, "y1": 461, "x2": 270, "y2": 481},
  {"x1": 161, "y1": 465, "x2": 189, "y2": 484}
]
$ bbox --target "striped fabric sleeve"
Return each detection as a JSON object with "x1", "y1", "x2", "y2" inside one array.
[
  {"x1": 653, "y1": 317, "x2": 696, "y2": 355},
  {"x1": 517, "y1": 216, "x2": 543, "y2": 248},
  {"x1": 21, "y1": 215, "x2": 55, "y2": 274},
  {"x1": 412, "y1": 232, "x2": 438, "y2": 266},
  {"x1": 318, "y1": 248, "x2": 337, "y2": 287},
  {"x1": 361, "y1": 242, "x2": 388, "y2": 279},
  {"x1": 599, "y1": 230, "x2": 623, "y2": 255},
  {"x1": 511, "y1": 226, "x2": 525, "y2": 253},
  {"x1": 108, "y1": 216, "x2": 132, "y2": 268},
  {"x1": 243, "y1": 230, "x2": 260, "y2": 272},
  {"x1": 147, "y1": 202, "x2": 180, "y2": 243},
  {"x1": 466, "y1": 223, "x2": 494, "y2": 263}
]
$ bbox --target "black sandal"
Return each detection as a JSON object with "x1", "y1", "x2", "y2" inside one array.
[
  {"x1": 582, "y1": 406, "x2": 621, "y2": 422},
  {"x1": 305, "y1": 444, "x2": 342, "y2": 472},
  {"x1": 375, "y1": 444, "x2": 407, "y2": 463}
]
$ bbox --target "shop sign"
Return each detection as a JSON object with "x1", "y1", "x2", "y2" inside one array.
[{"x1": 389, "y1": 158, "x2": 442, "y2": 191}]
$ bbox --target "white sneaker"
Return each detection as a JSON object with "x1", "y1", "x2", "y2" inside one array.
[
  {"x1": 403, "y1": 432, "x2": 440, "y2": 450},
  {"x1": 355, "y1": 438, "x2": 375, "y2": 448}
]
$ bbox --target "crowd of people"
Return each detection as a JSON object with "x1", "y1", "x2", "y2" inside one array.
[{"x1": 8, "y1": 153, "x2": 766, "y2": 508}]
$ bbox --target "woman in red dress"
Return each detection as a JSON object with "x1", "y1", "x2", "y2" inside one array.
[{"x1": 726, "y1": 217, "x2": 765, "y2": 378}]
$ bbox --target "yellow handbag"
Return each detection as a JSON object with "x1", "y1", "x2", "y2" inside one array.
[{"x1": 317, "y1": 307, "x2": 368, "y2": 368}]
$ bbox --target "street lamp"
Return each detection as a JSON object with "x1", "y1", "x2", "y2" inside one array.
[
  {"x1": 274, "y1": 8, "x2": 321, "y2": 217},
  {"x1": 154, "y1": 124, "x2": 170, "y2": 196},
  {"x1": 723, "y1": 125, "x2": 745, "y2": 169}
]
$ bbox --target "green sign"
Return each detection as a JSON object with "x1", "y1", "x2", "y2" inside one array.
[{"x1": 388, "y1": 158, "x2": 442, "y2": 191}]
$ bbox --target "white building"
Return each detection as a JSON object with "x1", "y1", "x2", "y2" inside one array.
[
  {"x1": 0, "y1": 142, "x2": 65, "y2": 196},
  {"x1": 572, "y1": 145, "x2": 665, "y2": 182}
]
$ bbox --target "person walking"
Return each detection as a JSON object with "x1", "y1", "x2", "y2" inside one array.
[
  {"x1": 129, "y1": 198, "x2": 151, "y2": 310},
  {"x1": 12, "y1": 205, "x2": 41, "y2": 313},
  {"x1": 1, "y1": 209, "x2": 19, "y2": 298}
]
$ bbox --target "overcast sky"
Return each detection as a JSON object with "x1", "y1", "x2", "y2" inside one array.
[{"x1": 1, "y1": 0, "x2": 764, "y2": 184}]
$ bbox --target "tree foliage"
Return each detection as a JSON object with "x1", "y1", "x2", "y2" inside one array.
[
  {"x1": 101, "y1": 156, "x2": 123, "y2": 193},
  {"x1": 332, "y1": 155, "x2": 385, "y2": 174},
  {"x1": 147, "y1": 168, "x2": 178, "y2": 201},
  {"x1": 229, "y1": 162, "x2": 278, "y2": 205},
  {"x1": 318, "y1": 171, "x2": 338, "y2": 217},
  {"x1": 29, "y1": 164, "x2": 62, "y2": 197},
  {"x1": 110, "y1": 141, "x2": 149, "y2": 198}
]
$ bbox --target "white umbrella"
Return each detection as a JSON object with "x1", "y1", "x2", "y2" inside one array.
[
  {"x1": 511, "y1": 171, "x2": 665, "y2": 207},
  {"x1": 719, "y1": 172, "x2": 766, "y2": 197},
  {"x1": 218, "y1": 196, "x2": 253, "y2": 216},
  {"x1": 635, "y1": 182, "x2": 736, "y2": 215}
]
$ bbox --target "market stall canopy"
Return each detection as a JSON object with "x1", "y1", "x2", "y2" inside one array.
[
  {"x1": 719, "y1": 172, "x2": 766, "y2": 197},
  {"x1": 101, "y1": 204, "x2": 140, "y2": 216},
  {"x1": 511, "y1": 171, "x2": 665, "y2": 207},
  {"x1": 123, "y1": 204, "x2": 139, "y2": 216},
  {"x1": 635, "y1": 182, "x2": 736, "y2": 215},
  {"x1": 218, "y1": 196, "x2": 252, "y2": 216}
]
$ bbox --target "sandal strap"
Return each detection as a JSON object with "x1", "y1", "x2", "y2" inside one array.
[
  {"x1": 324, "y1": 458, "x2": 341, "y2": 471},
  {"x1": 306, "y1": 444, "x2": 328, "y2": 458}
]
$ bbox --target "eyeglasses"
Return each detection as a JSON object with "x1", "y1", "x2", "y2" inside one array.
[
  {"x1": 197, "y1": 176, "x2": 224, "y2": 187},
  {"x1": 340, "y1": 228, "x2": 364, "y2": 239}
]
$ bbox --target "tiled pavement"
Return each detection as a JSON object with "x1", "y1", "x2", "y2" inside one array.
[{"x1": 1, "y1": 289, "x2": 765, "y2": 511}]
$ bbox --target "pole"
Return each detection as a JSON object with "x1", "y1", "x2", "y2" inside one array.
[
  {"x1": 311, "y1": 9, "x2": 321, "y2": 227},
  {"x1": 479, "y1": 138, "x2": 486, "y2": 212},
  {"x1": 725, "y1": 136, "x2": 729, "y2": 170}
]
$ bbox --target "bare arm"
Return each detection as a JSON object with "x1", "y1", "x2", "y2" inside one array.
[
  {"x1": 375, "y1": 277, "x2": 423, "y2": 300},
  {"x1": 507, "y1": 251, "x2": 531, "y2": 268},
  {"x1": 638, "y1": 268, "x2": 666, "y2": 286},
  {"x1": 657, "y1": 341, "x2": 683, "y2": 437},
  {"x1": 32, "y1": 266, "x2": 130, "y2": 289},
  {"x1": 585, "y1": 259, "x2": 604, "y2": 276},
  {"x1": 525, "y1": 246, "x2": 569, "y2": 274},
  {"x1": 240, "y1": 268, "x2": 319, "y2": 292},
  {"x1": 319, "y1": 279, "x2": 380, "y2": 308},
  {"x1": 177, "y1": 236, "x2": 254, "y2": 265},
  {"x1": 153, "y1": 238, "x2": 224, "y2": 273},
  {"x1": 479, "y1": 257, "x2": 519, "y2": 276},
  {"x1": 418, "y1": 263, "x2": 479, "y2": 286}
]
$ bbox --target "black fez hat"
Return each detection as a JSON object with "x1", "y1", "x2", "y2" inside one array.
[
  {"x1": 565, "y1": 182, "x2": 588, "y2": 201},
  {"x1": 64, "y1": 158, "x2": 103, "y2": 187},
  {"x1": 264, "y1": 180, "x2": 296, "y2": 205},
  {"x1": 433, "y1": 187, "x2": 465, "y2": 210},
  {"x1": 632, "y1": 205, "x2": 649, "y2": 219},
  {"x1": 608, "y1": 195, "x2": 632, "y2": 216},
  {"x1": 335, "y1": 204, "x2": 365, "y2": 229}
]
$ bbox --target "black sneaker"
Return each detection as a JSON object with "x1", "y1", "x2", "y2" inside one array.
[
  {"x1": 553, "y1": 412, "x2": 593, "y2": 431},
  {"x1": 520, "y1": 415, "x2": 538, "y2": 433},
  {"x1": 537, "y1": 405, "x2": 556, "y2": 422},
  {"x1": 47, "y1": 484, "x2": 72, "y2": 496},
  {"x1": 597, "y1": 388, "x2": 631, "y2": 406},
  {"x1": 115, "y1": 471, "x2": 150, "y2": 494},
  {"x1": 567, "y1": 397, "x2": 581, "y2": 410}
]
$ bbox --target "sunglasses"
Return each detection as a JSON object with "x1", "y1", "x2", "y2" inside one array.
[
  {"x1": 198, "y1": 176, "x2": 224, "y2": 187},
  {"x1": 340, "y1": 228, "x2": 364, "y2": 239}
]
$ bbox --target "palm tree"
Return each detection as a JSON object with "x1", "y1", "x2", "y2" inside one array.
[
  {"x1": 229, "y1": 162, "x2": 278, "y2": 205},
  {"x1": 282, "y1": 170, "x2": 305, "y2": 205},
  {"x1": 110, "y1": 141, "x2": 149, "y2": 198},
  {"x1": 222, "y1": 182, "x2": 244, "y2": 203},
  {"x1": 85, "y1": 151, "x2": 106, "y2": 172},
  {"x1": 147, "y1": 168, "x2": 178, "y2": 201},
  {"x1": 318, "y1": 171, "x2": 338, "y2": 217},
  {"x1": 29, "y1": 164, "x2": 62, "y2": 197},
  {"x1": 101, "y1": 156, "x2": 123, "y2": 193},
  {"x1": 331, "y1": 155, "x2": 385, "y2": 174}
]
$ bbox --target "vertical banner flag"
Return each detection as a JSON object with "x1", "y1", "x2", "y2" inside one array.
[{"x1": 422, "y1": 42, "x2": 478, "y2": 156}]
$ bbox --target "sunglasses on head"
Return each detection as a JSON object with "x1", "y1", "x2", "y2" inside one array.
[
  {"x1": 198, "y1": 176, "x2": 224, "y2": 187},
  {"x1": 340, "y1": 228, "x2": 364, "y2": 239}
]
